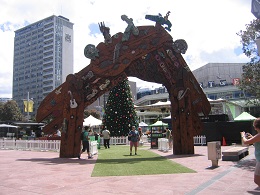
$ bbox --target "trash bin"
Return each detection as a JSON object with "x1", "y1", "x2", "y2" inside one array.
[
  {"x1": 150, "y1": 133, "x2": 165, "y2": 149},
  {"x1": 89, "y1": 135, "x2": 101, "y2": 149},
  {"x1": 96, "y1": 136, "x2": 100, "y2": 149},
  {"x1": 207, "y1": 141, "x2": 221, "y2": 167}
]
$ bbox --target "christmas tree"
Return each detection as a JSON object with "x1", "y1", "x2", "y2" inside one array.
[{"x1": 103, "y1": 79, "x2": 138, "y2": 136}]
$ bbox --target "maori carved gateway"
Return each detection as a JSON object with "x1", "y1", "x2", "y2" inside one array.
[{"x1": 36, "y1": 13, "x2": 211, "y2": 158}]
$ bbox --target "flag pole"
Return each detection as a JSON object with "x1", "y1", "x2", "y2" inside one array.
[{"x1": 27, "y1": 92, "x2": 29, "y2": 121}]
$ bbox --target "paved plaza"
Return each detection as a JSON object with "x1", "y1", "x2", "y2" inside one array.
[{"x1": 1, "y1": 145, "x2": 260, "y2": 195}]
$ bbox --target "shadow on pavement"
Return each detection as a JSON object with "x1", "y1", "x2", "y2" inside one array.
[{"x1": 16, "y1": 157, "x2": 96, "y2": 165}]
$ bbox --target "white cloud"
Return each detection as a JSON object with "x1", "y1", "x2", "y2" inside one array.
[
  {"x1": 0, "y1": 0, "x2": 256, "y2": 98},
  {"x1": 0, "y1": 30, "x2": 14, "y2": 97}
]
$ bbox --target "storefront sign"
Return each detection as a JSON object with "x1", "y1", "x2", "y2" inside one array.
[
  {"x1": 219, "y1": 80, "x2": 227, "y2": 86},
  {"x1": 233, "y1": 78, "x2": 240, "y2": 86},
  {"x1": 208, "y1": 81, "x2": 215, "y2": 88}
]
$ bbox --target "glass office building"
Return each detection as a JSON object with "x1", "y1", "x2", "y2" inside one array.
[{"x1": 13, "y1": 15, "x2": 74, "y2": 118}]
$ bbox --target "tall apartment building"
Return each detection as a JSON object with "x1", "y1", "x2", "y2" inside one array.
[{"x1": 13, "y1": 15, "x2": 74, "y2": 118}]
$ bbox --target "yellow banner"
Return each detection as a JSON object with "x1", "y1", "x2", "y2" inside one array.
[{"x1": 23, "y1": 100, "x2": 34, "y2": 112}]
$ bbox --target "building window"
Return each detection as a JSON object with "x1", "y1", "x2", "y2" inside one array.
[{"x1": 65, "y1": 34, "x2": 71, "y2": 43}]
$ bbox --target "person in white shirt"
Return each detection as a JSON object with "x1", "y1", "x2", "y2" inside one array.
[
  {"x1": 31, "y1": 130, "x2": 35, "y2": 137},
  {"x1": 165, "y1": 127, "x2": 172, "y2": 150},
  {"x1": 102, "y1": 127, "x2": 110, "y2": 149},
  {"x1": 56, "y1": 129, "x2": 61, "y2": 137}
]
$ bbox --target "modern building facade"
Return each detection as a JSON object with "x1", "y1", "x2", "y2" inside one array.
[
  {"x1": 192, "y1": 63, "x2": 245, "y2": 100},
  {"x1": 134, "y1": 63, "x2": 259, "y2": 124},
  {"x1": 192, "y1": 63, "x2": 258, "y2": 116},
  {"x1": 137, "y1": 86, "x2": 167, "y2": 100},
  {"x1": 13, "y1": 15, "x2": 74, "y2": 118}
]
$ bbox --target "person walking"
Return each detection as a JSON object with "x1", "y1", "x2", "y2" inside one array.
[
  {"x1": 241, "y1": 118, "x2": 260, "y2": 187},
  {"x1": 138, "y1": 127, "x2": 143, "y2": 142},
  {"x1": 165, "y1": 127, "x2": 173, "y2": 150},
  {"x1": 56, "y1": 129, "x2": 61, "y2": 137},
  {"x1": 102, "y1": 126, "x2": 110, "y2": 149},
  {"x1": 78, "y1": 127, "x2": 92, "y2": 159},
  {"x1": 128, "y1": 126, "x2": 140, "y2": 156}
]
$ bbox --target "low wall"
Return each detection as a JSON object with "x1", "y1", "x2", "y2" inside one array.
[
  {"x1": 162, "y1": 118, "x2": 254, "y2": 145},
  {"x1": 202, "y1": 121, "x2": 254, "y2": 145}
]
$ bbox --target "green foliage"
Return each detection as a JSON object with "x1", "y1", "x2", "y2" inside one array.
[
  {"x1": 30, "y1": 116, "x2": 36, "y2": 122},
  {"x1": 237, "y1": 19, "x2": 260, "y2": 59},
  {"x1": 0, "y1": 100, "x2": 23, "y2": 121},
  {"x1": 240, "y1": 63, "x2": 260, "y2": 106},
  {"x1": 0, "y1": 102, "x2": 4, "y2": 119},
  {"x1": 84, "y1": 109, "x2": 101, "y2": 119},
  {"x1": 103, "y1": 79, "x2": 138, "y2": 136},
  {"x1": 92, "y1": 145, "x2": 195, "y2": 177},
  {"x1": 237, "y1": 19, "x2": 260, "y2": 105}
]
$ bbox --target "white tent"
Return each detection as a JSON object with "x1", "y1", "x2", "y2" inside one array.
[
  {"x1": 83, "y1": 115, "x2": 102, "y2": 127},
  {"x1": 150, "y1": 121, "x2": 168, "y2": 127},
  {"x1": 163, "y1": 115, "x2": 171, "y2": 119},
  {"x1": 234, "y1": 112, "x2": 256, "y2": 121},
  {"x1": 139, "y1": 121, "x2": 148, "y2": 127},
  {"x1": 0, "y1": 124, "x2": 19, "y2": 128},
  {"x1": 135, "y1": 101, "x2": 171, "y2": 112},
  {"x1": 0, "y1": 124, "x2": 19, "y2": 136},
  {"x1": 150, "y1": 101, "x2": 171, "y2": 106}
]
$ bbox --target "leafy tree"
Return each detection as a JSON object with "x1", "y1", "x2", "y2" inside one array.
[
  {"x1": 0, "y1": 100, "x2": 23, "y2": 121},
  {"x1": 0, "y1": 102, "x2": 4, "y2": 120},
  {"x1": 103, "y1": 79, "x2": 138, "y2": 136},
  {"x1": 84, "y1": 109, "x2": 101, "y2": 119},
  {"x1": 237, "y1": 19, "x2": 260, "y2": 106}
]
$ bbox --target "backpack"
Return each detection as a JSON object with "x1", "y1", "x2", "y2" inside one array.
[
  {"x1": 128, "y1": 130, "x2": 139, "y2": 141},
  {"x1": 81, "y1": 131, "x2": 84, "y2": 140}
]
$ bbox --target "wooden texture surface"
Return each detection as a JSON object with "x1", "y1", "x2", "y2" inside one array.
[{"x1": 36, "y1": 24, "x2": 211, "y2": 157}]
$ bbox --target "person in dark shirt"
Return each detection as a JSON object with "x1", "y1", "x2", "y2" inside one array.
[
  {"x1": 78, "y1": 127, "x2": 92, "y2": 159},
  {"x1": 128, "y1": 126, "x2": 140, "y2": 156}
]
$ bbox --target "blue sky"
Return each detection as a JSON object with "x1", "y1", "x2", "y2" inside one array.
[{"x1": 0, "y1": 0, "x2": 256, "y2": 98}]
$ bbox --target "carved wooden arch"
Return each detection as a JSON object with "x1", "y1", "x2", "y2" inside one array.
[{"x1": 36, "y1": 23, "x2": 210, "y2": 158}]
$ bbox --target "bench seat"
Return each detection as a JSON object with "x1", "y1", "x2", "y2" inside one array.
[{"x1": 222, "y1": 147, "x2": 249, "y2": 161}]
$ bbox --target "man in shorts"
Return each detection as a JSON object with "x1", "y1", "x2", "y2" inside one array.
[{"x1": 128, "y1": 126, "x2": 140, "y2": 156}]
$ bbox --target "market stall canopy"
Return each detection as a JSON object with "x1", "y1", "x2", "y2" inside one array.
[
  {"x1": 150, "y1": 101, "x2": 171, "y2": 106},
  {"x1": 135, "y1": 101, "x2": 171, "y2": 112},
  {"x1": 234, "y1": 112, "x2": 256, "y2": 121},
  {"x1": 163, "y1": 115, "x2": 171, "y2": 119},
  {"x1": 139, "y1": 121, "x2": 148, "y2": 127},
  {"x1": 150, "y1": 121, "x2": 168, "y2": 127},
  {"x1": 83, "y1": 115, "x2": 102, "y2": 127},
  {"x1": 0, "y1": 124, "x2": 19, "y2": 128}
]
